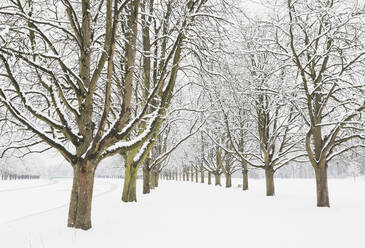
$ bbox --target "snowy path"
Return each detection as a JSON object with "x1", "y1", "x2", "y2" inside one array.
[{"x1": 0, "y1": 178, "x2": 364, "y2": 248}]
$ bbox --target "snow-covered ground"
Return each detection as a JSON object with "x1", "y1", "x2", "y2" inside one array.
[{"x1": 0, "y1": 177, "x2": 364, "y2": 248}]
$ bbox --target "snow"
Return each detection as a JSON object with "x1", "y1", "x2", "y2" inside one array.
[{"x1": 0, "y1": 177, "x2": 364, "y2": 248}]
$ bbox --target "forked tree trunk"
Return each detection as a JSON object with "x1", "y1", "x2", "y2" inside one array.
[
  {"x1": 214, "y1": 173, "x2": 221, "y2": 186},
  {"x1": 67, "y1": 160, "x2": 96, "y2": 230},
  {"x1": 265, "y1": 167, "x2": 275, "y2": 196},
  {"x1": 143, "y1": 165, "x2": 150, "y2": 194},
  {"x1": 122, "y1": 165, "x2": 138, "y2": 202},
  {"x1": 314, "y1": 165, "x2": 330, "y2": 207},
  {"x1": 242, "y1": 169, "x2": 248, "y2": 191},
  {"x1": 225, "y1": 174, "x2": 232, "y2": 188},
  {"x1": 208, "y1": 171, "x2": 211, "y2": 185}
]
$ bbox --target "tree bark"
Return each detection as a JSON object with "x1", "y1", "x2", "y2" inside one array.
[
  {"x1": 225, "y1": 174, "x2": 232, "y2": 188},
  {"x1": 214, "y1": 173, "x2": 221, "y2": 186},
  {"x1": 242, "y1": 169, "x2": 248, "y2": 191},
  {"x1": 67, "y1": 160, "x2": 96, "y2": 230},
  {"x1": 200, "y1": 167, "x2": 205, "y2": 183},
  {"x1": 265, "y1": 167, "x2": 275, "y2": 196},
  {"x1": 208, "y1": 171, "x2": 211, "y2": 185},
  {"x1": 154, "y1": 172, "x2": 159, "y2": 187},
  {"x1": 143, "y1": 165, "x2": 150, "y2": 194},
  {"x1": 122, "y1": 165, "x2": 138, "y2": 202},
  {"x1": 314, "y1": 165, "x2": 330, "y2": 207}
]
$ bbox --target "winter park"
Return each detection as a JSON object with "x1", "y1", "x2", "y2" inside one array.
[{"x1": 0, "y1": 0, "x2": 365, "y2": 247}]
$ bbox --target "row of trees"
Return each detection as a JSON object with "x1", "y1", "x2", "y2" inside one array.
[
  {"x1": 180, "y1": 0, "x2": 365, "y2": 207},
  {"x1": 0, "y1": 0, "x2": 215, "y2": 230},
  {"x1": 1, "y1": 0, "x2": 364, "y2": 232}
]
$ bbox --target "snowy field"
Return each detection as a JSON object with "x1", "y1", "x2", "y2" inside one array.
[{"x1": 0, "y1": 177, "x2": 364, "y2": 248}]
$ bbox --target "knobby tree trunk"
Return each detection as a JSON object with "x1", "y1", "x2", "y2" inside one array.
[
  {"x1": 314, "y1": 164, "x2": 330, "y2": 207},
  {"x1": 208, "y1": 171, "x2": 211, "y2": 185},
  {"x1": 265, "y1": 167, "x2": 275, "y2": 196},
  {"x1": 143, "y1": 165, "x2": 151, "y2": 194},
  {"x1": 67, "y1": 160, "x2": 96, "y2": 230},
  {"x1": 242, "y1": 169, "x2": 248, "y2": 191},
  {"x1": 122, "y1": 165, "x2": 138, "y2": 202},
  {"x1": 225, "y1": 174, "x2": 232, "y2": 188},
  {"x1": 214, "y1": 173, "x2": 221, "y2": 186}
]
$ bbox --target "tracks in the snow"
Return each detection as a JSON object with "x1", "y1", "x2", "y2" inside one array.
[
  {"x1": 0, "y1": 179, "x2": 59, "y2": 193},
  {"x1": 4, "y1": 180, "x2": 119, "y2": 224}
]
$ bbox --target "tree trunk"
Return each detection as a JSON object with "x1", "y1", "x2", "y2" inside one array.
[
  {"x1": 225, "y1": 174, "x2": 232, "y2": 188},
  {"x1": 242, "y1": 169, "x2": 248, "y2": 191},
  {"x1": 122, "y1": 165, "x2": 138, "y2": 202},
  {"x1": 150, "y1": 170, "x2": 156, "y2": 190},
  {"x1": 265, "y1": 167, "x2": 275, "y2": 196},
  {"x1": 67, "y1": 161, "x2": 96, "y2": 230},
  {"x1": 208, "y1": 171, "x2": 211, "y2": 185},
  {"x1": 200, "y1": 167, "x2": 204, "y2": 183},
  {"x1": 214, "y1": 173, "x2": 221, "y2": 186},
  {"x1": 154, "y1": 172, "x2": 159, "y2": 187},
  {"x1": 314, "y1": 165, "x2": 330, "y2": 207},
  {"x1": 143, "y1": 165, "x2": 150, "y2": 194}
]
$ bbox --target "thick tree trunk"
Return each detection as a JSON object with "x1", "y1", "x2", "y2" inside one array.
[
  {"x1": 208, "y1": 171, "x2": 211, "y2": 185},
  {"x1": 225, "y1": 174, "x2": 232, "y2": 188},
  {"x1": 67, "y1": 161, "x2": 96, "y2": 230},
  {"x1": 265, "y1": 167, "x2": 275, "y2": 196},
  {"x1": 122, "y1": 165, "x2": 138, "y2": 202},
  {"x1": 314, "y1": 165, "x2": 330, "y2": 207},
  {"x1": 143, "y1": 165, "x2": 150, "y2": 194},
  {"x1": 242, "y1": 169, "x2": 248, "y2": 191},
  {"x1": 214, "y1": 173, "x2": 221, "y2": 186}
]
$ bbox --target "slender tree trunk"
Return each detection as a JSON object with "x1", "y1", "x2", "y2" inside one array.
[
  {"x1": 195, "y1": 168, "x2": 199, "y2": 183},
  {"x1": 265, "y1": 167, "x2": 275, "y2": 196},
  {"x1": 150, "y1": 170, "x2": 156, "y2": 190},
  {"x1": 67, "y1": 160, "x2": 96, "y2": 230},
  {"x1": 208, "y1": 171, "x2": 211, "y2": 185},
  {"x1": 154, "y1": 172, "x2": 159, "y2": 187},
  {"x1": 122, "y1": 165, "x2": 138, "y2": 202},
  {"x1": 314, "y1": 165, "x2": 330, "y2": 207},
  {"x1": 143, "y1": 165, "x2": 151, "y2": 194},
  {"x1": 214, "y1": 173, "x2": 221, "y2": 186},
  {"x1": 225, "y1": 174, "x2": 232, "y2": 188},
  {"x1": 242, "y1": 169, "x2": 248, "y2": 191},
  {"x1": 186, "y1": 169, "x2": 189, "y2": 181},
  {"x1": 200, "y1": 167, "x2": 204, "y2": 183}
]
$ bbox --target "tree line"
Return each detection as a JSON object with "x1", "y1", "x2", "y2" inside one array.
[{"x1": 0, "y1": 0, "x2": 364, "y2": 232}]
